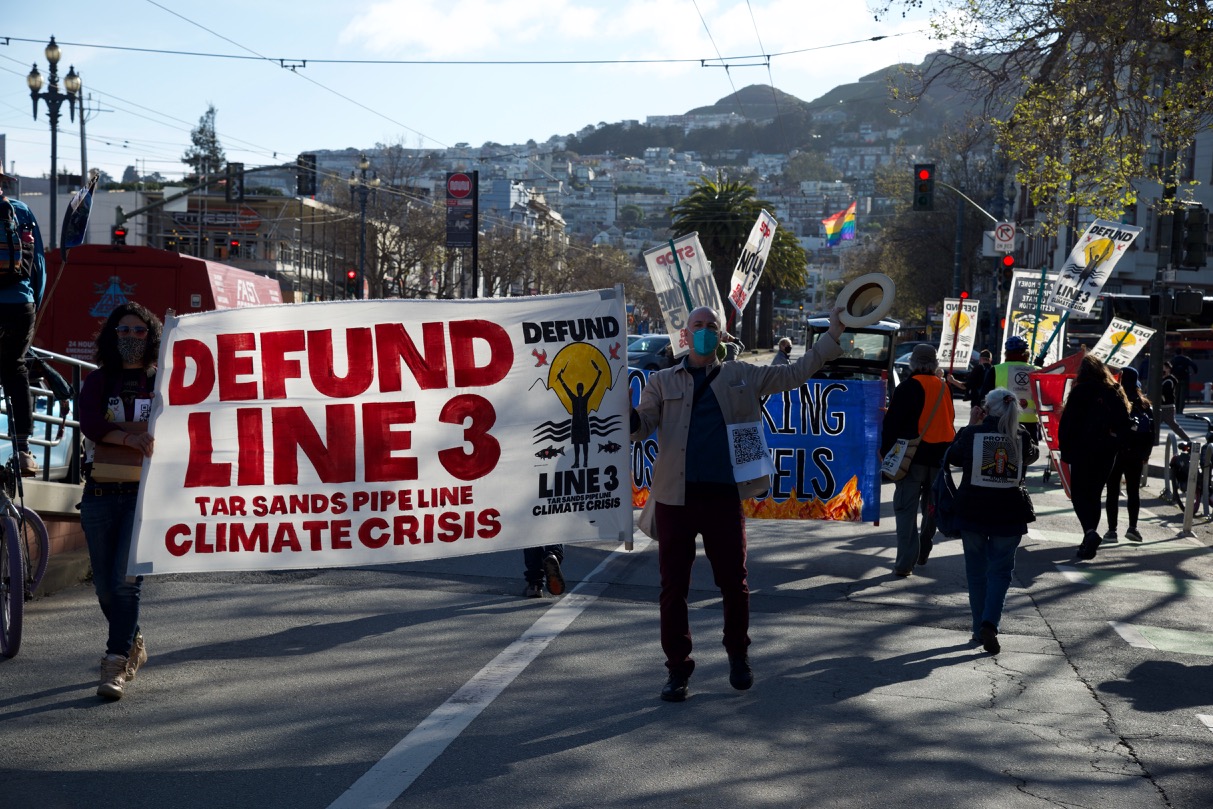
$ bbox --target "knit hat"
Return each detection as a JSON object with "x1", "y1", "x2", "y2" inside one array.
[{"x1": 910, "y1": 344, "x2": 937, "y2": 365}]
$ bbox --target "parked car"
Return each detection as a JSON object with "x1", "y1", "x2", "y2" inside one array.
[
  {"x1": 892, "y1": 343, "x2": 971, "y2": 398},
  {"x1": 628, "y1": 333, "x2": 676, "y2": 371}
]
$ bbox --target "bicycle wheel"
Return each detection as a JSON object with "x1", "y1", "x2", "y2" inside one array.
[
  {"x1": 17, "y1": 507, "x2": 49, "y2": 592},
  {"x1": 1, "y1": 515, "x2": 24, "y2": 658}
]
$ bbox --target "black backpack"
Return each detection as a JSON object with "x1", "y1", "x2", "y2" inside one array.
[
  {"x1": 1129, "y1": 403, "x2": 1155, "y2": 449},
  {"x1": 0, "y1": 198, "x2": 33, "y2": 287}
]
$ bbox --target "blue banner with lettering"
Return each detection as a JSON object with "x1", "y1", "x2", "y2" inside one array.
[{"x1": 629, "y1": 370, "x2": 884, "y2": 522}]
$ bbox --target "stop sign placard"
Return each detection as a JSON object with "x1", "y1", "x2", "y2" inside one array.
[{"x1": 447, "y1": 173, "x2": 472, "y2": 199}]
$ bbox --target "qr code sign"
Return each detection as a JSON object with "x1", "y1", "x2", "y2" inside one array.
[{"x1": 731, "y1": 424, "x2": 766, "y2": 466}]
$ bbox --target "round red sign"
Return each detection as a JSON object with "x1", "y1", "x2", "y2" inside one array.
[{"x1": 447, "y1": 173, "x2": 472, "y2": 199}]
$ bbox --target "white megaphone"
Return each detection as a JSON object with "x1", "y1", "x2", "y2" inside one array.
[{"x1": 835, "y1": 273, "x2": 896, "y2": 328}]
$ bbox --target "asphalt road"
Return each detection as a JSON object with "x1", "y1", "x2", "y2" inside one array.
[{"x1": 3, "y1": 406, "x2": 1212, "y2": 809}]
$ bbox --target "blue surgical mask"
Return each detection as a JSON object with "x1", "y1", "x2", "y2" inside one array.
[{"x1": 692, "y1": 328, "x2": 719, "y2": 356}]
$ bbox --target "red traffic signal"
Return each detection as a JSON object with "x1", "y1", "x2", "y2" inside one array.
[
  {"x1": 917, "y1": 166, "x2": 933, "y2": 181},
  {"x1": 229, "y1": 239, "x2": 240, "y2": 249},
  {"x1": 959, "y1": 290, "x2": 969, "y2": 299},
  {"x1": 1001, "y1": 254, "x2": 1015, "y2": 268},
  {"x1": 346, "y1": 269, "x2": 358, "y2": 281}
]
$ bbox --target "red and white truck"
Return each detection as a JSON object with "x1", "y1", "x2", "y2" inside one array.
[{"x1": 35, "y1": 244, "x2": 283, "y2": 362}]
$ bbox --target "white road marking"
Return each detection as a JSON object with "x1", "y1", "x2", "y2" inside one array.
[
  {"x1": 1197, "y1": 714, "x2": 1213, "y2": 735},
  {"x1": 1055, "y1": 564, "x2": 1092, "y2": 584},
  {"x1": 327, "y1": 533, "x2": 652, "y2": 809},
  {"x1": 1108, "y1": 621, "x2": 1157, "y2": 649}
]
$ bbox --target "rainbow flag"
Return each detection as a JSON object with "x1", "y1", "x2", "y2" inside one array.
[{"x1": 822, "y1": 201, "x2": 857, "y2": 247}]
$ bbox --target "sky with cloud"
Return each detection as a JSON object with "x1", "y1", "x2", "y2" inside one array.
[{"x1": 2, "y1": 0, "x2": 942, "y2": 181}]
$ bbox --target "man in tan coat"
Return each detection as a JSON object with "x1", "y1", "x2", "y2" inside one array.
[{"x1": 631, "y1": 305, "x2": 844, "y2": 701}]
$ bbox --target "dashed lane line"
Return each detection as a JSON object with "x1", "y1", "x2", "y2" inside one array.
[{"x1": 326, "y1": 533, "x2": 652, "y2": 809}]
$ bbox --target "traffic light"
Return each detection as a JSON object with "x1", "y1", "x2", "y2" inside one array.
[
  {"x1": 1182, "y1": 205, "x2": 1208, "y2": 268},
  {"x1": 345, "y1": 268, "x2": 359, "y2": 298},
  {"x1": 225, "y1": 162, "x2": 245, "y2": 202},
  {"x1": 111, "y1": 225, "x2": 127, "y2": 245},
  {"x1": 228, "y1": 238, "x2": 241, "y2": 257},
  {"x1": 999, "y1": 254, "x2": 1015, "y2": 291},
  {"x1": 912, "y1": 163, "x2": 935, "y2": 211},
  {"x1": 297, "y1": 153, "x2": 317, "y2": 196},
  {"x1": 959, "y1": 290, "x2": 969, "y2": 300}
]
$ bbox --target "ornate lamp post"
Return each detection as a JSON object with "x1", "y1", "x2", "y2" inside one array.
[
  {"x1": 26, "y1": 36, "x2": 80, "y2": 250},
  {"x1": 348, "y1": 155, "x2": 380, "y2": 300}
]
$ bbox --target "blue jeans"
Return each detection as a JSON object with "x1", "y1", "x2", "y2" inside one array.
[
  {"x1": 960, "y1": 530, "x2": 1021, "y2": 634},
  {"x1": 892, "y1": 463, "x2": 937, "y2": 572},
  {"x1": 81, "y1": 487, "x2": 143, "y2": 657}
]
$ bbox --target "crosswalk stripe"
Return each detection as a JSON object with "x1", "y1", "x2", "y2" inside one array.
[
  {"x1": 1109, "y1": 622, "x2": 1213, "y2": 656},
  {"x1": 1109, "y1": 621, "x2": 1156, "y2": 649},
  {"x1": 1055, "y1": 564, "x2": 1213, "y2": 597}
]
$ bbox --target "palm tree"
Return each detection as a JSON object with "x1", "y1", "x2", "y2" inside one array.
[{"x1": 669, "y1": 173, "x2": 807, "y2": 348}]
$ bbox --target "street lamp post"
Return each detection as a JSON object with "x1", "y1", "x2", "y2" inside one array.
[
  {"x1": 26, "y1": 36, "x2": 80, "y2": 251},
  {"x1": 348, "y1": 155, "x2": 379, "y2": 300}
]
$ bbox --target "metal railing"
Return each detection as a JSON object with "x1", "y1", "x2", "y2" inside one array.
[{"x1": 1, "y1": 347, "x2": 98, "y2": 486}]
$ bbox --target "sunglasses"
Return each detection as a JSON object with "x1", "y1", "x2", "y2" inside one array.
[{"x1": 115, "y1": 325, "x2": 149, "y2": 337}]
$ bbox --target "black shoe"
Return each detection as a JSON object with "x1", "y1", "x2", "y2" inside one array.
[
  {"x1": 917, "y1": 536, "x2": 933, "y2": 566},
  {"x1": 1075, "y1": 531, "x2": 1100, "y2": 561},
  {"x1": 661, "y1": 673, "x2": 690, "y2": 702},
  {"x1": 728, "y1": 654, "x2": 753, "y2": 691},
  {"x1": 979, "y1": 622, "x2": 1000, "y2": 655},
  {"x1": 543, "y1": 554, "x2": 565, "y2": 596}
]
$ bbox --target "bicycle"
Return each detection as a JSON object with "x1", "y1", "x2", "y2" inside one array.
[{"x1": 1, "y1": 449, "x2": 51, "y2": 659}]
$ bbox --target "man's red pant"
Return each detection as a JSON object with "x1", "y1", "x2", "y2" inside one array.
[{"x1": 654, "y1": 487, "x2": 750, "y2": 678}]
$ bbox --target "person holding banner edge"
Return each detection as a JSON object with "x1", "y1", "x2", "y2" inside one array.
[
  {"x1": 631, "y1": 304, "x2": 844, "y2": 702},
  {"x1": 79, "y1": 302, "x2": 161, "y2": 700}
]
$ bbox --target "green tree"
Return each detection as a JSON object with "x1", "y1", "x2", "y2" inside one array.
[
  {"x1": 669, "y1": 174, "x2": 808, "y2": 349},
  {"x1": 876, "y1": 0, "x2": 1213, "y2": 231},
  {"x1": 181, "y1": 104, "x2": 226, "y2": 181}
]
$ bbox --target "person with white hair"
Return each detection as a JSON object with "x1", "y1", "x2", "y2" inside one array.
[{"x1": 942, "y1": 387, "x2": 1039, "y2": 655}]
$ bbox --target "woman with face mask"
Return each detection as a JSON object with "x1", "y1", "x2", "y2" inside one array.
[{"x1": 77, "y1": 302, "x2": 161, "y2": 700}]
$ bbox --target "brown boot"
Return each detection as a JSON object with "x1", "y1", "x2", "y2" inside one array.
[{"x1": 98, "y1": 654, "x2": 129, "y2": 700}]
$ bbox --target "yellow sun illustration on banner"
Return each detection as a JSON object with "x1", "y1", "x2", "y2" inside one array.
[
  {"x1": 949, "y1": 311, "x2": 970, "y2": 331},
  {"x1": 547, "y1": 343, "x2": 611, "y2": 415},
  {"x1": 1110, "y1": 330, "x2": 1135, "y2": 346}
]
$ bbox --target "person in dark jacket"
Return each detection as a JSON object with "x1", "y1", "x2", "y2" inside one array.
[
  {"x1": 880, "y1": 344, "x2": 956, "y2": 575},
  {"x1": 943, "y1": 387, "x2": 1039, "y2": 654},
  {"x1": 79, "y1": 302, "x2": 161, "y2": 700},
  {"x1": 1105, "y1": 367, "x2": 1153, "y2": 543},
  {"x1": 963, "y1": 350, "x2": 992, "y2": 404},
  {"x1": 1159, "y1": 361, "x2": 1190, "y2": 441},
  {"x1": 1059, "y1": 354, "x2": 1131, "y2": 560},
  {"x1": 0, "y1": 179, "x2": 48, "y2": 476},
  {"x1": 1169, "y1": 352, "x2": 1198, "y2": 414}
]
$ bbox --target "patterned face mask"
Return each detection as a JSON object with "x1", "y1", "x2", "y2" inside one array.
[{"x1": 117, "y1": 336, "x2": 146, "y2": 364}]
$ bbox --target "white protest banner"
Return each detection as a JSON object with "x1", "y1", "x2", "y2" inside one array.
[
  {"x1": 129, "y1": 290, "x2": 633, "y2": 576},
  {"x1": 1049, "y1": 219, "x2": 1143, "y2": 315},
  {"x1": 939, "y1": 298, "x2": 980, "y2": 370},
  {"x1": 1089, "y1": 318, "x2": 1155, "y2": 369},
  {"x1": 727, "y1": 209, "x2": 778, "y2": 316},
  {"x1": 1003, "y1": 271, "x2": 1065, "y2": 365},
  {"x1": 642, "y1": 233, "x2": 725, "y2": 357}
]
